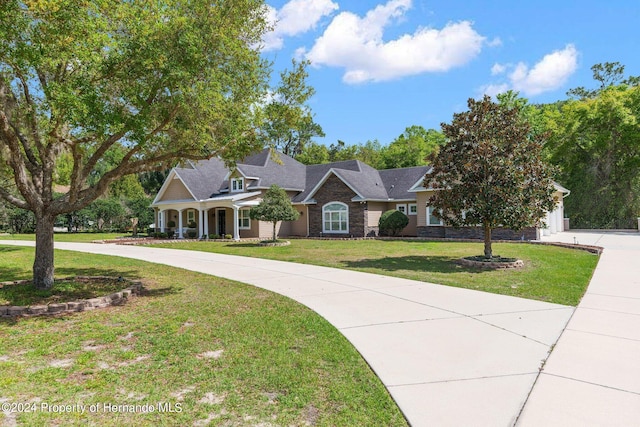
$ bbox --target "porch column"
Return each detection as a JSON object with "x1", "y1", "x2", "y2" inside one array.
[
  {"x1": 204, "y1": 209, "x2": 209, "y2": 238},
  {"x1": 177, "y1": 209, "x2": 184, "y2": 238},
  {"x1": 556, "y1": 203, "x2": 564, "y2": 232},
  {"x1": 160, "y1": 210, "x2": 166, "y2": 232},
  {"x1": 198, "y1": 209, "x2": 204, "y2": 239},
  {"x1": 232, "y1": 206, "x2": 240, "y2": 241}
]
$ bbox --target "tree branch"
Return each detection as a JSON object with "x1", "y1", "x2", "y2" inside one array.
[{"x1": 0, "y1": 186, "x2": 29, "y2": 210}]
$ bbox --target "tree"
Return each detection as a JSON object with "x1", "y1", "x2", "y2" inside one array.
[
  {"x1": 0, "y1": 1, "x2": 271, "y2": 288},
  {"x1": 328, "y1": 140, "x2": 358, "y2": 162},
  {"x1": 249, "y1": 185, "x2": 299, "y2": 241},
  {"x1": 295, "y1": 141, "x2": 330, "y2": 165},
  {"x1": 260, "y1": 59, "x2": 324, "y2": 157},
  {"x1": 426, "y1": 96, "x2": 556, "y2": 259},
  {"x1": 567, "y1": 62, "x2": 640, "y2": 99},
  {"x1": 381, "y1": 126, "x2": 445, "y2": 169},
  {"x1": 88, "y1": 198, "x2": 126, "y2": 231},
  {"x1": 544, "y1": 83, "x2": 640, "y2": 228}
]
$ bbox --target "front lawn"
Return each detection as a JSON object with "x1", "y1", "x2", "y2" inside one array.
[
  {"x1": 0, "y1": 246, "x2": 405, "y2": 426},
  {"x1": 151, "y1": 239, "x2": 599, "y2": 306},
  {"x1": 0, "y1": 232, "x2": 128, "y2": 242}
]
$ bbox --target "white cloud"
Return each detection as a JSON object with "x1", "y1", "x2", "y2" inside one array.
[
  {"x1": 491, "y1": 63, "x2": 507, "y2": 75},
  {"x1": 510, "y1": 44, "x2": 579, "y2": 95},
  {"x1": 481, "y1": 45, "x2": 579, "y2": 97},
  {"x1": 262, "y1": 0, "x2": 339, "y2": 51},
  {"x1": 487, "y1": 37, "x2": 502, "y2": 47},
  {"x1": 479, "y1": 83, "x2": 510, "y2": 98},
  {"x1": 304, "y1": 0, "x2": 486, "y2": 84}
]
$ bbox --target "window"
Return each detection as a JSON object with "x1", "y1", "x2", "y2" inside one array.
[
  {"x1": 238, "y1": 209, "x2": 251, "y2": 229},
  {"x1": 396, "y1": 204, "x2": 407, "y2": 214},
  {"x1": 231, "y1": 177, "x2": 244, "y2": 192},
  {"x1": 187, "y1": 209, "x2": 196, "y2": 225},
  {"x1": 408, "y1": 203, "x2": 417, "y2": 215},
  {"x1": 427, "y1": 206, "x2": 443, "y2": 226},
  {"x1": 323, "y1": 202, "x2": 348, "y2": 233}
]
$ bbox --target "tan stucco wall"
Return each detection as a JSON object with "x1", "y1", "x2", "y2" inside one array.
[
  {"x1": 258, "y1": 220, "x2": 290, "y2": 239},
  {"x1": 367, "y1": 202, "x2": 387, "y2": 227},
  {"x1": 416, "y1": 191, "x2": 435, "y2": 227},
  {"x1": 161, "y1": 178, "x2": 193, "y2": 201},
  {"x1": 290, "y1": 205, "x2": 308, "y2": 236}
]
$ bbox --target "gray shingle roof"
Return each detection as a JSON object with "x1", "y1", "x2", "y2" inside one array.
[
  {"x1": 238, "y1": 150, "x2": 306, "y2": 191},
  {"x1": 172, "y1": 149, "x2": 428, "y2": 203},
  {"x1": 379, "y1": 166, "x2": 431, "y2": 199},
  {"x1": 174, "y1": 157, "x2": 228, "y2": 200}
]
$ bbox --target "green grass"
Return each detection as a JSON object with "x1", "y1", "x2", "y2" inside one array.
[
  {"x1": 0, "y1": 232, "x2": 128, "y2": 242},
  {"x1": 0, "y1": 246, "x2": 406, "y2": 426},
  {"x1": 150, "y1": 239, "x2": 599, "y2": 306},
  {"x1": 0, "y1": 277, "x2": 126, "y2": 306}
]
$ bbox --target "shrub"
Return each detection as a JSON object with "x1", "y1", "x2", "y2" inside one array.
[
  {"x1": 224, "y1": 234, "x2": 232, "y2": 239},
  {"x1": 187, "y1": 230, "x2": 197, "y2": 238},
  {"x1": 167, "y1": 230, "x2": 175, "y2": 238},
  {"x1": 209, "y1": 234, "x2": 221, "y2": 239},
  {"x1": 188, "y1": 221, "x2": 197, "y2": 228},
  {"x1": 167, "y1": 220, "x2": 176, "y2": 228},
  {"x1": 379, "y1": 210, "x2": 409, "y2": 236}
]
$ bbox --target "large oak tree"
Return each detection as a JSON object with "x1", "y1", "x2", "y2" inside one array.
[
  {"x1": 0, "y1": 0, "x2": 271, "y2": 288},
  {"x1": 426, "y1": 96, "x2": 556, "y2": 259}
]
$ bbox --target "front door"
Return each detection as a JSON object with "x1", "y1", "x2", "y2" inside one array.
[{"x1": 217, "y1": 209, "x2": 226, "y2": 236}]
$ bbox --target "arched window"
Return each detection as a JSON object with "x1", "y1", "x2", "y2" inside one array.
[{"x1": 323, "y1": 202, "x2": 348, "y2": 233}]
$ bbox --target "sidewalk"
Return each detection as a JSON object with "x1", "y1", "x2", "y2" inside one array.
[{"x1": 517, "y1": 231, "x2": 640, "y2": 425}]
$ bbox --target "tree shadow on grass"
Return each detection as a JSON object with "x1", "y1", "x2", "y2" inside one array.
[
  {"x1": 343, "y1": 255, "x2": 484, "y2": 275},
  {"x1": 0, "y1": 268, "x2": 31, "y2": 282},
  {"x1": 224, "y1": 243, "x2": 258, "y2": 248},
  {"x1": 54, "y1": 267, "x2": 142, "y2": 280},
  {"x1": 138, "y1": 286, "x2": 181, "y2": 297}
]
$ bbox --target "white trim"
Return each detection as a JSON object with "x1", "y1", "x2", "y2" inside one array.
[
  {"x1": 426, "y1": 206, "x2": 443, "y2": 226},
  {"x1": 230, "y1": 177, "x2": 244, "y2": 193},
  {"x1": 322, "y1": 201, "x2": 349, "y2": 234},
  {"x1": 302, "y1": 169, "x2": 364, "y2": 203},
  {"x1": 187, "y1": 209, "x2": 196, "y2": 225},
  {"x1": 232, "y1": 206, "x2": 240, "y2": 241},
  {"x1": 408, "y1": 203, "x2": 417, "y2": 215},
  {"x1": 407, "y1": 169, "x2": 432, "y2": 192},
  {"x1": 238, "y1": 208, "x2": 251, "y2": 230},
  {"x1": 396, "y1": 204, "x2": 407, "y2": 215}
]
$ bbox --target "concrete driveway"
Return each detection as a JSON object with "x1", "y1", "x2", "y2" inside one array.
[
  {"x1": 518, "y1": 231, "x2": 640, "y2": 426},
  {"x1": 3, "y1": 233, "x2": 637, "y2": 426}
]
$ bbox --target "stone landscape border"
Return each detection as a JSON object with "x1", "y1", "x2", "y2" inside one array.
[
  {"x1": 257, "y1": 240, "x2": 291, "y2": 247},
  {"x1": 456, "y1": 257, "x2": 525, "y2": 269},
  {"x1": 0, "y1": 276, "x2": 143, "y2": 318}
]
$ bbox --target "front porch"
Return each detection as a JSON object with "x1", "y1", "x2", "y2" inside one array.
[{"x1": 152, "y1": 193, "x2": 261, "y2": 240}]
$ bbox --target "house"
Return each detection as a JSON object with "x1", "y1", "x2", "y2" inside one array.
[{"x1": 151, "y1": 148, "x2": 568, "y2": 240}]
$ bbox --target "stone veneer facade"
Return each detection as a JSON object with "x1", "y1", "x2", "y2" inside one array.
[{"x1": 308, "y1": 174, "x2": 367, "y2": 237}]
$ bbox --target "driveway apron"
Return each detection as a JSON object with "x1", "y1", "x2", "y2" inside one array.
[
  {"x1": 3, "y1": 240, "x2": 577, "y2": 426},
  {"x1": 517, "y1": 231, "x2": 640, "y2": 426}
]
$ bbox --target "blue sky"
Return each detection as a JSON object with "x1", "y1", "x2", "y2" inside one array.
[{"x1": 260, "y1": 0, "x2": 640, "y2": 147}]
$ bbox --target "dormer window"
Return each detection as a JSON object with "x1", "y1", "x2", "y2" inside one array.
[{"x1": 231, "y1": 177, "x2": 244, "y2": 193}]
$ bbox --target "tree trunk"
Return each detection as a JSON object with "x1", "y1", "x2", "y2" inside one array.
[
  {"x1": 272, "y1": 221, "x2": 277, "y2": 242},
  {"x1": 483, "y1": 223, "x2": 492, "y2": 259},
  {"x1": 33, "y1": 213, "x2": 56, "y2": 289}
]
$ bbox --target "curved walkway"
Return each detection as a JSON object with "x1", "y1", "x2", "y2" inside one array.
[{"x1": 2, "y1": 236, "x2": 632, "y2": 426}]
